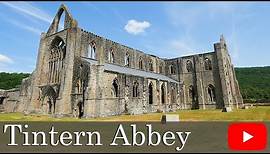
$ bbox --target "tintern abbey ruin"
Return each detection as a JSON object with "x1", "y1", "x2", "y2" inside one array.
[{"x1": 0, "y1": 5, "x2": 243, "y2": 118}]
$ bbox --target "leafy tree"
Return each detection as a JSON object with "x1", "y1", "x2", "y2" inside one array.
[
  {"x1": 0, "y1": 72, "x2": 30, "y2": 90},
  {"x1": 235, "y1": 66, "x2": 270, "y2": 102},
  {"x1": 0, "y1": 66, "x2": 270, "y2": 103}
]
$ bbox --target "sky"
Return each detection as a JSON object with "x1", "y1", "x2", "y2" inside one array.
[{"x1": 0, "y1": 1, "x2": 270, "y2": 73}]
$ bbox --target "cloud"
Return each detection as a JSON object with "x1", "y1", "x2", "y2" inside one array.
[
  {"x1": 124, "y1": 19, "x2": 151, "y2": 35},
  {"x1": 1, "y1": 2, "x2": 53, "y2": 23},
  {"x1": 0, "y1": 54, "x2": 13, "y2": 64}
]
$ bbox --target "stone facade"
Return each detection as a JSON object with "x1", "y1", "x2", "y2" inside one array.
[{"x1": 0, "y1": 5, "x2": 243, "y2": 118}]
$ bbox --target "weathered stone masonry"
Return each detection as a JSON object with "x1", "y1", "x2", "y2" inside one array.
[{"x1": 0, "y1": 4, "x2": 243, "y2": 118}]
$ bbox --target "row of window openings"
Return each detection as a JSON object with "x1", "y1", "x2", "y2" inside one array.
[
  {"x1": 113, "y1": 82, "x2": 216, "y2": 104},
  {"x1": 112, "y1": 80, "x2": 139, "y2": 98},
  {"x1": 112, "y1": 80, "x2": 175, "y2": 105},
  {"x1": 113, "y1": 80, "x2": 217, "y2": 105},
  {"x1": 87, "y1": 44, "x2": 212, "y2": 73},
  {"x1": 189, "y1": 85, "x2": 216, "y2": 103}
]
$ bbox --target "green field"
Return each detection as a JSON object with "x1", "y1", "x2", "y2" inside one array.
[{"x1": 0, "y1": 106, "x2": 269, "y2": 122}]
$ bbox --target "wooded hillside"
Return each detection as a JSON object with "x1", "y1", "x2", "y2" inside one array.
[{"x1": 0, "y1": 66, "x2": 269, "y2": 103}]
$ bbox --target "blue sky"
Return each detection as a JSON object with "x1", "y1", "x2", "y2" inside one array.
[{"x1": 0, "y1": 2, "x2": 270, "y2": 73}]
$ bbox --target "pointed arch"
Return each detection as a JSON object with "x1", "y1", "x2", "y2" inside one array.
[
  {"x1": 39, "y1": 85, "x2": 58, "y2": 114},
  {"x1": 161, "y1": 83, "x2": 165, "y2": 104},
  {"x1": 170, "y1": 65, "x2": 176, "y2": 74},
  {"x1": 148, "y1": 82, "x2": 153, "y2": 105},
  {"x1": 205, "y1": 58, "x2": 212, "y2": 70},
  {"x1": 58, "y1": 10, "x2": 65, "y2": 32},
  {"x1": 133, "y1": 81, "x2": 139, "y2": 97},
  {"x1": 149, "y1": 59, "x2": 153, "y2": 71},
  {"x1": 47, "y1": 4, "x2": 77, "y2": 35},
  {"x1": 139, "y1": 57, "x2": 143, "y2": 70},
  {"x1": 112, "y1": 78, "x2": 119, "y2": 97},
  {"x1": 48, "y1": 36, "x2": 66, "y2": 84},
  {"x1": 207, "y1": 84, "x2": 216, "y2": 103},
  {"x1": 88, "y1": 41, "x2": 96, "y2": 59},
  {"x1": 108, "y1": 48, "x2": 115, "y2": 63},
  {"x1": 124, "y1": 53, "x2": 130, "y2": 66},
  {"x1": 159, "y1": 64, "x2": 163, "y2": 74},
  {"x1": 186, "y1": 60, "x2": 193, "y2": 72},
  {"x1": 111, "y1": 52, "x2": 115, "y2": 63}
]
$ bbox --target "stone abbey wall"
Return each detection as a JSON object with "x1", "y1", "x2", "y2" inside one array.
[{"x1": 0, "y1": 4, "x2": 243, "y2": 118}]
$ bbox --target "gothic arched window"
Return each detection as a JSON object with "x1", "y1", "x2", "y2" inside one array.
[
  {"x1": 108, "y1": 48, "x2": 115, "y2": 63},
  {"x1": 48, "y1": 37, "x2": 66, "y2": 84},
  {"x1": 124, "y1": 53, "x2": 130, "y2": 67},
  {"x1": 148, "y1": 82, "x2": 153, "y2": 104},
  {"x1": 133, "y1": 81, "x2": 139, "y2": 97},
  {"x1": 207, "y1": 84, "x2": 216, "y2": 103},
  {"x1": 88, "y1": 42, "x2": 96, "y2": 59},
  {"x1": 186, "y1": 60, "x2": 193, "y2": 72},
  {"x1": 205, "y1": 58, "x2": 212, "y2": 70},
  {"x1": 112, "y1": 79, "x2": 119, "y2": 97},
  {"x1": 170, "y1": 65, "x2": 176, "y2": 74},
  {"x1": 159, "y1": 64, "x2": 163, "y2": 74},
  {"x1": 139, "y1": 57, "x2": 143, "y2": 70},
  {"x1": 149, "y1": 60, "x2": 153, "y2": 72},
  {"x1": 161, "y1": 83, "x2": 165, "y2": 104}
]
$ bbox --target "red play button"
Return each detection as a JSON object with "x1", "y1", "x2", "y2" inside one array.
[{"x1": 228, "y1": 123, "x2": 267, "y2": 151}]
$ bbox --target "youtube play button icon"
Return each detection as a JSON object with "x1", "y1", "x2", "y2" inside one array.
[
  {"x1": 228, "y1": 123, "x2": 267, "y2": 151},
  {"x1": 243, "y1": 131, "x2": 253, "y2": 143}
]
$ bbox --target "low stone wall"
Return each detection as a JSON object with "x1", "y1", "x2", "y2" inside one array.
[{"x1": 0, "y1": 89, "x2": 20, "y2": 113}]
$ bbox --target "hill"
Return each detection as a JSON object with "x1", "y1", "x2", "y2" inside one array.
[
  {"x1": 235, "y1": 66, "x2": 270, "y2": 103},
  {"x1": 0, "y1": 72, "x2": 30, "y2": 90},
  {"x1": 0, "y1": 66, "x2": 270, "y2": 103}
]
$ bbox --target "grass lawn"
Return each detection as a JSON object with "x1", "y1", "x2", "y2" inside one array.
[{"x1": 0, "y1": 106, "x2": 269, "y2": 122}]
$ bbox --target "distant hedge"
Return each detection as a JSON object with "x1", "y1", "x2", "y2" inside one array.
[{"x1": 0, "y1": 66, "x2": 270, "y2": 103}]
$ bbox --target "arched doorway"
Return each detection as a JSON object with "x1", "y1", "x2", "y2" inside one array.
[
  {"x1": 77, "y1": 101, "x2": 84, "y2": 118},
  {"x1": 149, "y1": 82, "x2": 153, "y2": 105},
  {"x1": 39, "y1": 85, "x2": 58, "y2": 114}
]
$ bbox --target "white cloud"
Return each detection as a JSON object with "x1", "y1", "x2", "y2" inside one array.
[
  {"x1": 124, "y1": 19, "x2": 151, "y2": 35},
  {"x1": 1, "y1": 2, "x2": 53, "y2": 23},
  {"x1": 0, "y1": 54, "x2": 13, "y2": 64}
]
